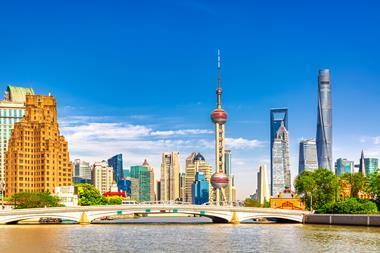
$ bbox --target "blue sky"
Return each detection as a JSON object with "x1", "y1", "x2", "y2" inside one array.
[{"x1": 1, "y1": 0, "x2": 380, "y2": 198}]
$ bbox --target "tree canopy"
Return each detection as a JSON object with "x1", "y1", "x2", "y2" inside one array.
[{"x1": 10, "y1": 192, "x2": 62, "y2": 209}]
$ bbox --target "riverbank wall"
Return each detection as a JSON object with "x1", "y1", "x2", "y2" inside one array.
[{"x1": 305, "y1": 214, "x2": 380, "y2": 226}]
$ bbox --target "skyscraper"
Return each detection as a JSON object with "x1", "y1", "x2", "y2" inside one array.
[
  {"x1": 184, "y1": 152, "x2": 212, "y2": 203},
  {"x1": 224, "y1": 150, "x2": 232, "y2": 175},
  {"x1": 160, "y1": 152, "x2": 180, "y2": 201},
  {"x1": 0, "y1": 86, "x2": 34, "y2": 185},
  {"x1": 192, "y1": 172, "x2": 210, "y2": 205},
  {"x1": 257, "y1": 164, "x2": 270, "y2": 205},
  {"x1": 270, "y1": 108, "x2": 288, "y2": 195},
  {"x1": 210, "y1": 49, "x2": 229, "y2": 204},
  {"x1": 359, "y1": 150, "x2": 366, "y2": 176},
  {"x1": 364, "y1": 158, "x2": 379, "y2": 176},
  {"x1": 108, "y1": 154, "x2": 123, "y2": 183},
  {"x1": 335, "y1": 158, "x2": 354, "y2": 176},
  {"x1": 179, "y1": 172, "x2": 186, "y2": 201},
  {"x1": 130, "y1": 164, "x2": 151, "y2": 202},
  {"x1": 92, "y1": 161, "x2": 113, "y2": 194},
  {"x1": 143, "y1": 159, "x2": 155, "y2": 201},
  {"x1": 316, "y1": 69, "x2": 333, "y2": 171},
  {"x1": 5, "y1": 94, "x2": 72, "y2": 196},
  {"x1": 271, "y1": 122, "x2": 291, "y2": 196},
  {"x1": 73, "y1": 159, "x2": 91, "y2": 184},
  {"x1": 298, "y1": 139, "x2": 318, "y2": 174}
]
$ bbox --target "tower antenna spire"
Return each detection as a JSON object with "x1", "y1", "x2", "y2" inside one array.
[{"x1": 216, "y1": 49, "x2": 222, "y2": 108}]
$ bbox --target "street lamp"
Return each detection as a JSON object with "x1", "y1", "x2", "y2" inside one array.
[{"x1": 0, "y1": 180, "x2": 5, "y2": 210}]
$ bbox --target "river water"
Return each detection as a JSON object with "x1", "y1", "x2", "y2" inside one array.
[{"x1": 1, "y1": 218, "x2": 380, "y2": 252}]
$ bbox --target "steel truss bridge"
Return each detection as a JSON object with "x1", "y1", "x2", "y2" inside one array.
[{"x1": 0, "y1": 202, "x2": 309, "y2": 224}]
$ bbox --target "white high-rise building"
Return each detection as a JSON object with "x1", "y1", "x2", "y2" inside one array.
[
  {"x1": 160, "y1": 152, "x2": 180, "y2": 201},
  {"x1": 271, "y1": 122, "x2": 290, "y2": 196},
  {"x1": 257, "y1": 164, "x2": 270, "y2": 205},
  {"x1": 91, "y1": 161, "x2": 113, "y2": 194},
  {"x1": 0, "y1": 86, "x2": 34, "y2": 183},
  {"x1": 74, "y1": 159, "x2": 91, "y2": 180}
]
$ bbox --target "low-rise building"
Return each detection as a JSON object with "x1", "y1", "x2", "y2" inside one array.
[
  {"x1": 270, "y1": 187, "x2": 305, "y2": 210},
  {"x1": 54, "y1": 186, "x2": 78, "y2": 207}
]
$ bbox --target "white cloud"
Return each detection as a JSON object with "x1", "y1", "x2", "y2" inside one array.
[
  {"x1": 226, "y1": 137, "x2": 264, "y2": 149},
  {"x1": 374, "y1": 136, "x2": 380, "y2": 145},
  {"x1": 151, "y1": 129, "x2": 213, "y2": 137}
]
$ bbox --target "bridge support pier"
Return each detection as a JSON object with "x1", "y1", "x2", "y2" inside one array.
[
  {"x1": 230, "y1": 212, "x2": 240, "y2": 224},
  {"x1": 78, "y1": 212, "x2": 90, "y2": 225}
]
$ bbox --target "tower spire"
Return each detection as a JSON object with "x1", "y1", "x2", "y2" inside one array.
[{"x1": 217, "y1": 49, "x2": 222, "y2": 109}]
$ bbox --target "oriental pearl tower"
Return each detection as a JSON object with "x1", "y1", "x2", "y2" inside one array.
[{"x1": 210, "y1": 49, "x2": 229, "y2": 205}]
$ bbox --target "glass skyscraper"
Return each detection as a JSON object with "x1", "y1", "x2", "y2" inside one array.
[
  {"x1": 191, "y1": 172, "x2": 209, "y2": 205},
  {"x1": 108, "y1": 154, "x2": 123, "y2": 183},
  {"x1": 298, "y1": 139, "x2": 318, "y2": 174},
  {"x1": 364, "y1": 158, "x2": 379, "y2": 175},
  {"x1": 316, "y1": 69, "x2": 333, "y2": 171},
  {"x1": 130, "y1": 165, "x2": 151, "y2": 202},
  {"x1": 335, "y1": 158, "x2": 354, "y2": 176},
  {"x1": 270, "y1": 109, "x2": 289, "y2": 196}
]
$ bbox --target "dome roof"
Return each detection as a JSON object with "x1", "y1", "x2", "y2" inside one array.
[{"x1": 193, "y1": 153, "x2": 205, "y2": 161}]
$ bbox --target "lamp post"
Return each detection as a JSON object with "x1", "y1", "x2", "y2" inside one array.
[{"x1": 0, "y1": 180, "x2": 5, "y2": 210}]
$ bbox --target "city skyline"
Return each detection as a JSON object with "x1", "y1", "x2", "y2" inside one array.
[{"x1": 1, "y1": 1, "x2": 380, "y2": 199}]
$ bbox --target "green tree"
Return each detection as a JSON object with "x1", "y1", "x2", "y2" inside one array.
[
  {"x1": 367, "y1": 172, "x2": 380, "y2": 208},
  {"x1": 317, "y1": 198, "x2": 378, "y2": 214},
  {"x1": 106, "y1": 196, "x2": 123, "y2": 205},
  {"x1": 295, "y1": 168, "x2": 339, "y2": 210},
  {"x1": 77, "y1": 184, "x2": 107, "y2": 206},
  {"x1": 294, "y1": 170, "x2": 317, "y2": 210},
  {"x1": 10, "y1": 192, "x2": 62, "y2": 209},
  {"x1": 243, "y1": 198, "x2": 261, "y2": 207},
  {"x1": 340, "y1": 173, "x2": 367, "y2": 198}
]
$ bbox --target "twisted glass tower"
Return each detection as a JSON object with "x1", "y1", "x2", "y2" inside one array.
[{"x1": 316, "y1": 69, "x2": 333, "y2": 171}]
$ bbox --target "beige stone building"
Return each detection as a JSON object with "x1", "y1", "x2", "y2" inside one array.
[
  {"x1": 5, "y1": 94, "x2": 72, "y2": 197},
  {"x1": 160, "y1": 152, "x2": 180, "y2": 201},
  {"x1": 91, "y1": 161, "x2": 113, "y2": 194},
  {"x1": 185, "y1": 152, "x2": 212, "y2": 203}
]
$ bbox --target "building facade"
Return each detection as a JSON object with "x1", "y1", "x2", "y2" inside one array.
[
  {"x1": 73, "y1": 159, "x2": 91, "y2": 184},
  {"x1": 5, "y1": 94, "x2": 72, "y2": 197},
  {"x1": 0, "y1": 86, "x2": 34, "y2": 185},
  {"x1": 142, "y1": 159, "x2": 155, "y2": 201},
  {"x1": 92, "y1": 161, "x2": 113, "y2": 194},
  {"x1": 257, "y1": 164, "x2": 270, "y2": 205},
  {"x1": 184, "y1": 152, "x2": 212, "y2": 203},
  {"x1": 298, "y1": 139, "x2": 318, "y2": 174},
  {"x1": 335, "y1": 158, "x2": 354, "y2": 176},
  {"x1": 108, "y1": 154, "x2": 123, "y2": 184},
  {"x1": 117, "y1": 178, "x2": 132, "y2": 197},
  {"x1": 270, "y1": 108, "x2": 288, "y2": 196},
  {"x1": 359, "y1": 150, "x2": 366, "y2": 176},
  {"x1": 271, "y1": 122, "x2": 291, "y2": 196},
  {"x1": 316, "y1": 69, "x2": 333, "y2": 171},
  {"x1": 130, "y1": 165, "x2": 151, "y2": 202},
  {"x1": 191, "y1": 172, "x2": 210, "y2": 205},
  {"x1": 160, "y1": 152, "x2": 180, "y2": 201},
  {"x1": 365, "y1": 158, "x2": 379, "y2": 175}
]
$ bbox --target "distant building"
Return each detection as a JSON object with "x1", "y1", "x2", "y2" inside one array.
[
  {"x1": 130, "y1": 178, "x2": 139, "y2": 201},
  {"x1": 298, "y1": 139, "x2": 318, "y2": 174},
  {"x1": 130, "y1": 165, "x2": 151, "y2": 202},
  {"x1": 73, "y1": 159, "x2": 91, "y2": 184},
  {"x1": 160, "y1": 152, "x2": 180, "y2": 201},
  {"x1": 117, "y1": 178, "x2": 132, "y2": 196},
  {"x1": 0, "y1": 85, "x2": 34, "y2": 184},
  {"x1": 191, "y1": 172, "x2": 209, "y2": 205},
  {"x1": 108, "y1": 154, "x2": 123, "y2": 183},
  {"x1": 359, "y1": 150, "x2": 366, "y2": 176},
  {"x1": 316, "y1": 69, "x2": 333, "y2": 171},
  {"x1": 5, "y1": 94, "x2": 72, "y2": 197},
  {"x1": 185, "y1": 152, "x2": 212, "y2": 203},
  {"x1": 157, "y1": 180, "x2": 161, "y2": 201},
  {"x1": 270, "y1": 108, "x2": 288, "y2": 196},
  {"x1": 270, "y1": 187, "x2": 305, "y2": 210},
  {"x1": 54, "y1": 186, "x2": 78, "y2": 207},
  {"x1": 225, "y1": 150, "x2": 232, "y2": 175},
  {"x1": 224, "y1": 150, "x2": 236, "y2": 203},
  {"x1": 123, "y1": 169, "x2": 130, "y2": 178},
  {"x1": 365, "y1": 158, "x2": 379, "y2": 175},
  {"x1": 335, "y1": 158, "x2": 354, "y2": 176},
  {"x1": 142, "y1": 159, "x2": 155, "y2": 201},
  {"x1": 92, "y1": 161, "x2": 113, "y2": 194},
  {"x1": 271, "y1": 121, "x2": 291, "y2": 196},
  {"x1": 179, "y1": 172, "x2": 186, "y2": 201},
  {"x1": 257, "y1": 164, "x2": 270, "y2": 205}
]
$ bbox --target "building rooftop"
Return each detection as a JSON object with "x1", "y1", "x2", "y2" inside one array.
[{"x1": 4, "y1": 85, "x2": 34, "y2": 103}]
